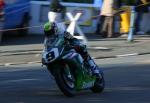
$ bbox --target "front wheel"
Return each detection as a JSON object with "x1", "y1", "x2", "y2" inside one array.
[
  {"x1": 91, "y1": 72, "x2": 105, "y2": 93},
  {"x1": 54, "y1": 65, "x2": 76, "y2": 97}
]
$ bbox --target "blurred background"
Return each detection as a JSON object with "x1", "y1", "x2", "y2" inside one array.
[{"x1": 0, "y1": 0, "x2": 150, "y2": 43}]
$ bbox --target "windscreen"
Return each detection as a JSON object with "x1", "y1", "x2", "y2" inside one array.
[{"x1": 44, "y1": 35, "x2": 64, "y2": 48}]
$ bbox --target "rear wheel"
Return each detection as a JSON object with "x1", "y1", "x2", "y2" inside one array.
[
  {"x1": 54, "y1": 65, "x2": 76, "y2": 97},
  {"x1": 91, "y1": 72, "x2": 105, "y2": 93}
]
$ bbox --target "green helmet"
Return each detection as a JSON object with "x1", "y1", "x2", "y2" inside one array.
[
  {"x1": 44, "y1": 22, "x2": 52, "y2": 32},
  {"x1": 44, "y1": 22, "x2": 58, "y2": 36}
]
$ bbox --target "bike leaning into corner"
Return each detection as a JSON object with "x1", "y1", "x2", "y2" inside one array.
[{"x1": 41, "y1": 22, "x2": 105, "y2": 97}]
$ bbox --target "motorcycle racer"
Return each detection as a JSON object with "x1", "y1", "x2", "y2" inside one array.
[{"x1": 43, "y1": 22, "x2": 102, "y2": 77}]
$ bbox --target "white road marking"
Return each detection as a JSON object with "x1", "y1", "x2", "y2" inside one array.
[
  {"x1": 28, "y1": 61, "x2": 41, "y2": 64},
  {"x1": 35, "y1": 54, "x2": 40, "y2": 57},
  {"x1": 116, "y1": 53, "x2": 139, "y2": 57},
  {"x1": 0, "y1": 52, "x2": 149, "y2": 67},
  {"x1": 88, "y1": 46, "x2": 110, "y2": 50},
  {"x1": 4, "y1": 63, "x2": 12, "y2": 66}
]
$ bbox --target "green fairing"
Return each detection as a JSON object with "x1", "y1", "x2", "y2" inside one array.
[
  {"x1": 62, "y1": 55, "x2": 82, "y2": 90},
  {"x1": 65, "y1": 53, "x2": 96, "y2": 90}
]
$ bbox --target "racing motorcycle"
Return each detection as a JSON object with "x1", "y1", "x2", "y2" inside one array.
[{"x1": 42, "y1": 36, "x2": 105, "y2": 97}]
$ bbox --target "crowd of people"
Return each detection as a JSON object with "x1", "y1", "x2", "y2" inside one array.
[{"x1": 96, "y1": 0, "x2": 150, "y2": 38}]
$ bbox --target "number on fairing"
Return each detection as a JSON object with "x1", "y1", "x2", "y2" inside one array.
[{"x1": 51, "y1": 48, "x2": 59, "y2": 58}]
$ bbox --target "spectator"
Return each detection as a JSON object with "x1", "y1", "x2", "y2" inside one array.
[
  {"x1": 48, "y1": 0, "x2": 66, "y2": 23},
  {"x1": 48, "y1": 0, "x2": 66, "y2": 34},
  {"x1": 50, "y1": 0, "x2": 65, "y2": 13},
  {"x1": 135, "y1": 0, "x2": 150, "y2": 35},
  {"x1": 95, "y1": 0, "x2": 103, "y2": 34},
  {"x1": 99, "y1": 0, "x2": 120, "y2": 38}
]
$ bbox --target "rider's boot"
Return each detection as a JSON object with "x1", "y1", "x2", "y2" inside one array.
[
  {"x1": 87, "y1": 59, "x2": 101, "y2": 75},
  {"x1": 87, "y1": 59, "x2": 104, "y2": 84}
]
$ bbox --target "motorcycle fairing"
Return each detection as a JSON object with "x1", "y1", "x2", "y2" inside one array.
[{"x1": 62, "y1": 51, "x2": 96, "y2": 90}]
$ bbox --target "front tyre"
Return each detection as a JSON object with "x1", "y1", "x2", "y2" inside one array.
[
  {"x1": 54, "y1": 66, "x2": 76, "y2": 97},
  {"x1": 91, "y1": 73, "x2": 105, "y2": 93}
]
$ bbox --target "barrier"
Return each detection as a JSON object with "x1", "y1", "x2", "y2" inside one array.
[{"x1": 29, "y1": 1, "x2": 98, "y2": 34}]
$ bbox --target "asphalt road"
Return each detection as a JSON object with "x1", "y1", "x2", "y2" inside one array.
[{"x1": 0, "y1": 55, "x2": 150, "y2": 103}]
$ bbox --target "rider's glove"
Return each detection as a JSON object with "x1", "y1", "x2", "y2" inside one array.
[{"x1": 64, "y1": 31, "x2": 74, "y2": 40}]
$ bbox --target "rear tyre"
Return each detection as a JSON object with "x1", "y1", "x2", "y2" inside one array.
[
  {"x1": 54, "y1": 65, "x2": 76, "y2": 97},
  {"x1": 91, "y1": 72, "x2": 105, "y2": 93}
]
